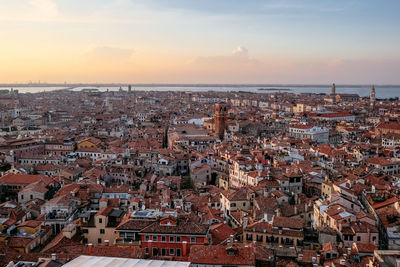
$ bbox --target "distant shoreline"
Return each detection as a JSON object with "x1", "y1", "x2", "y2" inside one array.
[
  {"x1": 258, "y1": 88, "x2": 292, "y2": 91},
  {"x1": 0, "y1": 83, "x2": 399, "y2": 88}
]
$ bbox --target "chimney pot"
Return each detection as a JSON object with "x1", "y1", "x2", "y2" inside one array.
[
  {"x1": 88, "y1": 243, "x2": 93, "y2": 254},
  {"x1": 182, "y1": 241, "x2": 188, "y2": 257},
  {"x1": 51, "y1": 253, "x2": 56, "y2": 261}
]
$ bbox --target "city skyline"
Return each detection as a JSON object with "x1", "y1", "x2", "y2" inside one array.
[{"x1": 1, "y1": 0, "x2": 400, "y2": 84}]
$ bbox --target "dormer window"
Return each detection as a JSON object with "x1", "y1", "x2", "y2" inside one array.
[{"x1": 226, "y1": 247, "x2": 238, "y2": 256}]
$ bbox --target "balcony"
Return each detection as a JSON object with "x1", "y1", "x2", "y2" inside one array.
[{"x1": 114, "y1": 238, "x2": 141, "y2": 246}]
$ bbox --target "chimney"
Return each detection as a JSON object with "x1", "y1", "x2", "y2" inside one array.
[
  {"x1": 148, "y1": 240, "x2": 153, "y2": 256},
  {"x1": 182, "y1": 241, "x2": 188, "y2": 257},
  {"x1": 275, "y1": 208, "x2": 281, "y2": 217},
  {"x1": 243, "y1": 217, "x2": 248, "y2": 229},
  {"x1": 51, "y1": 253, "x2": 56, "y2": 261},
  {"x1": 87, "y1": 243, "x2": 93, "y2": 255},
  {"x1": 104, "y1": 240, "x2": 109, "y2": 246}
]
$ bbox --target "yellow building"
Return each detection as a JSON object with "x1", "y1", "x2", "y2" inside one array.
[
  {"x1": 6, "y1": 220, "x2": 51, "y2": 253},
  {"x1": 220, "y1": 188, "x2": 255, "y2": 217},
  {"x1": 77, "y1": 137, "x2": 102, "y2": 150},
  {"x1": 321, "y1": 181, "x2": 333, "y2": 199},
  {"x1": 82, "y1": 207, "x2": 125, "y2": 245}
]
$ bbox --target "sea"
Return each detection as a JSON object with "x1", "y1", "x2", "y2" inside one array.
[{"x1": 0, "y1": 85, "x2": 399, "y2": 99}]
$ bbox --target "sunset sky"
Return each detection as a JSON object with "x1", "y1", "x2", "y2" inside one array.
[{"x1": 0, "y1": 0, "x2": 399, "y2": 84}]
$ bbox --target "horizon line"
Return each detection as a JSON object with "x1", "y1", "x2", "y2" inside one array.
[{"x1": 0, "y1": 83, "x2": 398, "y2": 88}]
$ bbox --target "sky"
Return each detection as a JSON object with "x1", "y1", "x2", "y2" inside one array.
[{"x1": 0, "y1": 0, "x2": 399, "y2": 84}]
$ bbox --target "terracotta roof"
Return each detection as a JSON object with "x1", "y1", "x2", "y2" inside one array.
[
  {"x1": 140, "y1": 216, "x2": 208, "y2": 235},
  {"x1": 18, "y1": 220, "x2": 42, "y2": 228},
  {"x1": 189, "y1": 244, "x2": 255, "y2": 265},
  {"x1": 0, "y1": 173, "x2": 53, "y2": 186},
  {"x1": 273, "y1": 216, "x2": 304, "y2": 229},
  {"x1": 372, "y1": 197, "x2": 399, "y2": 210},
  {"x1": 209, "y1": 223, "x2": 236, "y2": 245},
  {"x1": 116, "y1": 219, "x2": 154, "y2": 231}
]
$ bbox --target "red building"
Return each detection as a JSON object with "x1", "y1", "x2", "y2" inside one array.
[
  {"x1": 0, "y1": 138, "x2": 44, "y2": 161},
  {"x1": 45, "y1": 141, "x2": 75, "y2": 156},
  {"x1": 139, "y1": 216, "x2": 209, "y2": 258}
]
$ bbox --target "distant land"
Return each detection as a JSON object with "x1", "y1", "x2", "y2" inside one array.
[{"x1": 1, "y1": 83, "x2": 400, "y2": 88}]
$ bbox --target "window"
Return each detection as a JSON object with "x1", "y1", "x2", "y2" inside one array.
[
  {"x1": 98, "y1": 218, "x2": 102, "y2": 224},
  {"x1": 177, "y1": 236, "x2": 181, "y2": 242},
  {"x1": 373, "y1": 236, "x2": 376, "y2": 241},
  {"x1": 161, "y1": 248, "x2": 166, "y2": 256},
  {"x1": 98, "y1": 238, "x2": 102, "y2": 244},
  {"x1": 162, "y1": 236, "x2": 166, "y2": 242},
  {"x1": 176, "y1": 249, "x2": 181, "y2": 256},
  {"x1": 246, "y1": 234, "x2": 253, "y2": 241},
  {"x1": 83, "y1": 229, "x2": 88, "y2": 234},
  {"x1": 152, "y1": 248, "x2": 158, "y2": 256},
  {"x1": 21, "y1": 195, "x2": 24, "y2": 200},
  {"x1": 326, "y1": 253, "x2": 331, "y2": 259},
  {"x1": 152, "y1": 236, "x2": 157, "y2": 241},
  {"x1": 169, "y1": 248, "x2": 175, "y2": 256},
  {"x1": 169, "y1": 236, "x2": 174, "y2": 242},
  {"x1": 145, "y1": 235, "x2": 150, "y2": 241},
  {"x1": 100, "y1": 229, "x2": 105, "y2": 234},
  {"x1": 145, "y1": 248, "x2": 149, "y2": 254},
  {"x1": 190, "y1": 237, "x2": 196, "y2": 243},
  {"x1": 357, "y1": 236, "x2": 361, "y2": 242}
]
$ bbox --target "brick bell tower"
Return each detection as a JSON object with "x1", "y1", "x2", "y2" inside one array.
[{"x1": 215, "y1": 102, "x2": 227, "y2": 140}]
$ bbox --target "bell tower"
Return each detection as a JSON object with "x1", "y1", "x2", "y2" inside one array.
[
  {"x1": 370, "y1": 85, "x2": 376, "y2": 110},
  {"x1": 215, "y1": 103, "x2": 227, "y2": 140}
]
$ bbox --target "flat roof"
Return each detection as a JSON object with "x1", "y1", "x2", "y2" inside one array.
[{"x1": 62, "y1": 256, "x2": 190, "y2": 267}]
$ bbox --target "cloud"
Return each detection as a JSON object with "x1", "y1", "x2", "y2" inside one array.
[
  {"x1": 232, "y1": 46, "x2": 248, "y2": 57},
  {"x1": 83, "y1": 46, "x2": 134, "y2": 63},
  {"x1": 190, "y1": 46, "x2": 258, "y2": 68},
  {"x1": 29, "y1": 0, "x2": 59, "y2": 18}
]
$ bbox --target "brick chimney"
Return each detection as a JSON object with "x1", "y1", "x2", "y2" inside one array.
[
  {"x1": 87, "y1": 243, "x2": 93, "y2": 255},
  {"x1": 182, "y1": 241, "x2": 188, "y2": 257}
]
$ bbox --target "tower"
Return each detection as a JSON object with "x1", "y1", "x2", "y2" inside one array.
[
  {"x1": 370, "y1": 85, "x2": 376, "y2": 110},
  {"x1": 128, "y1": 85, "x2": 132, "y2": 93},
  {"x1": 331, "y1": 83, "x2": 336, "y2": 95},
  {"x1": 215, "y1": 102, "x2": 227, "y2": 140}
]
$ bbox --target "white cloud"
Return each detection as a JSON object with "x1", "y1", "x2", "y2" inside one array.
[
  {"x1": 232, "y1": 46, "x2": 248, "y2": 57},
  {"x1": 29, "y1": 0, "x2": 60, "y2": 18},
  {"x1": 190, "y1": 46, "x2": 258, "y2": 67}
]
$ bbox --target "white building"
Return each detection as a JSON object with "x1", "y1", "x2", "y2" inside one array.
[{"x1": 289, "y1": 125, "x2": 330, "y2": 143}]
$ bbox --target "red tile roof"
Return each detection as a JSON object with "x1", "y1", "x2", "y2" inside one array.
[{"x1": 189, "y1": 244, "x2": 255, "y2": 265}]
